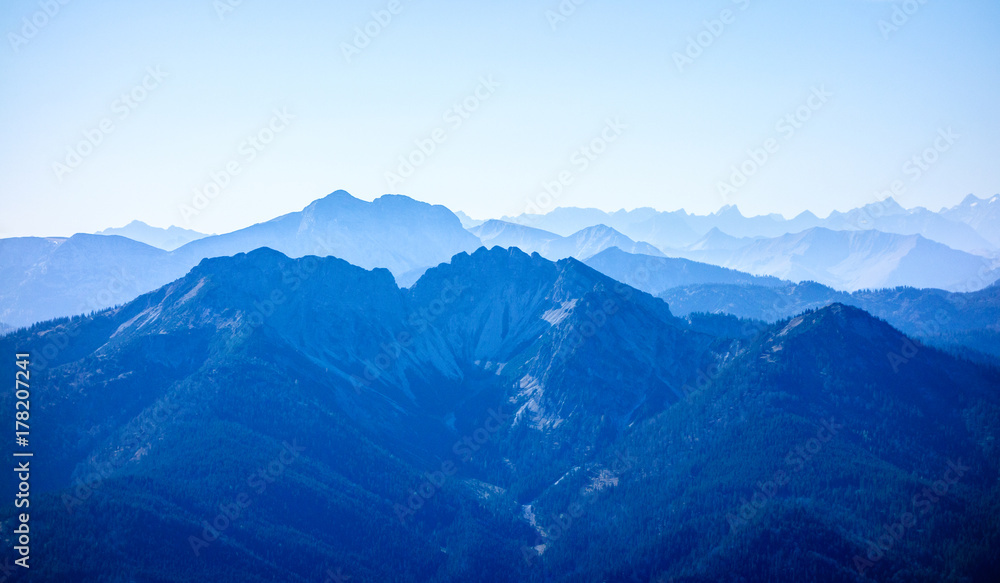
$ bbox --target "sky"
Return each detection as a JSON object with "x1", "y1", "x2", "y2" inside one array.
[{"x1": 1, "y1": 0, "x2": 998, "y2": 237}]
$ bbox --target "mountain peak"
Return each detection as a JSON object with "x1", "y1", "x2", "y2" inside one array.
[
  {"x1": 864, "y1": 196, "x2": 905, "y2": 214},
  {"x1": 960, "y1": 193, "x2": 985, "y2": 206},
  {"x1": 714, "y1": 204, "x2": 745, "y2": 218},
  {"x1": 463, "y1": 244, "x2": 545, "y2": 266},
  {"x1": 575, "y1": 223, "x2": 616, "y2": 235},
  {"x1": 303, "y1": 190, "x2": 366, "y2": 213},
  {"x1": 776, "y1": 302, "x2": 894, "y2": 341},
  {"x1": 324, "y1": 189, "x2": 356, "y2": 200}
]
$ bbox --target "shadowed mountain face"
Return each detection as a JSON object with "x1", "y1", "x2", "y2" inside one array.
[{"x1": 2, "y1": 247, "x2": 998, "y2": 582}]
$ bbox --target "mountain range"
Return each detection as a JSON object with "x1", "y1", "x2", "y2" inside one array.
[
  {"x1": 96, "y1": 220, "x2": 210, "y2": 251},
  {"x1": 0, "y1": 192, "x2": 479, "y2": 328},
  {"x1": 2, "y1": 246, "x2": 998, "y2": 581},
  {"x1": 471, "y1": 220, "x2": 665, "y2": 261},
  {"x1": 501, "y1": 194, "x2": 1000, "y2": 256},
  {"x1": 2, "y1": 191, "x2": 998, "y2": 330},
  {"x1": 582, "y1": 245, "x2": 1000, "y2": 363},
  {"x1": 672, "y1": 227, "x2": 998, "y2": 292}
]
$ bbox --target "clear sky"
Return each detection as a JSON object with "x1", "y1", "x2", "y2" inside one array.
[{"x1": 2, "y1": 0, "x2": 998, "y2": 237}]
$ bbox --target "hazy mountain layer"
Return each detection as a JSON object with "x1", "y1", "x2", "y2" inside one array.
[
  {"x1": 472, "y1": 220, "x2": 664, "y2": 261},
  {"x1": 0, "y1": 191, "x2": 480, "y2": 328},
  {"x1": 96, "y1": 220, "x2": 210, "y2": 251},
  {"x1": 675, "y1": 227, "x2": 998, "y2": 292},
  {"x1": 503, "y1": 194, "x2": 1000, "y2": 255}
]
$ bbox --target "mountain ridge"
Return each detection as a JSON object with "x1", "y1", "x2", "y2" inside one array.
[{"x1": 5, "y1": 247, "x2": 997, "y2": 581}]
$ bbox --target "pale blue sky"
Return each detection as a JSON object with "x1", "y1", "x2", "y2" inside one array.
[{"x1": 1, "y1": 0, "x2": 998, "y2": 237}]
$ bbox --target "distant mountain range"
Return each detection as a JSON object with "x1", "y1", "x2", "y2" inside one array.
[
  {"x1": 96, "y1": 220, "x2": 210, "y2": 251},
  {"x1": 0, "y1": 234, "x2": 192, "y2": 327},
  {"x1": 941, "y1": 194, "x2": 1000, "y2": 247},
  {"x1": 3, "y1": 247, "x2": 997, "y2": 581},
  {"x1": 1, "y1": 191, "x2": 998, "y2": 330},
  {"x1": 583, "y1": 246, "x2": 785, "y2": 293},
  {"x1": 666, "y1": 279, "x2": 1000, "y2": 363},
  {"x1": 673, "y1": 227, "x2": 999, "y2": 292},
  {"x1": 472, "y1": 220, "x2": 664, "y2": 261},
  {"x1": 500, "y1": 193, "x2": 1000, "y2": 255},
  {"x1": 0, "y1": 191, "x2": 479, "y2": 327},
  {"x1": 582, "y1": 244, "x2": 1000, "y2": 363}
]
